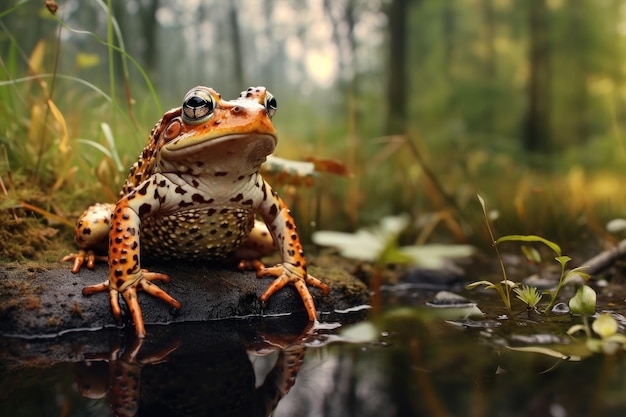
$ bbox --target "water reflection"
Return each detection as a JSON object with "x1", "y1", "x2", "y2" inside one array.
[{"x1": 72, "y1": 320, "x2": 313, "y2": 417}]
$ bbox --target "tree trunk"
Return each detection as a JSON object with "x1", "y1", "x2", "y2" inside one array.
[
  {"x1": 385, "y1": 0, "x2": 412, "y2": 135},
  {"x1": 523, "y1": 0, "x2": 551, "y2": 152},
  {"x1": 142, "y1": 0, "x2": 160, "y2": 72},
  {"x1": 229, "y1": 1, "x2": 245, "y2": 87}
]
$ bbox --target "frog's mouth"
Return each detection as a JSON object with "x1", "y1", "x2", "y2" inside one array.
[{"x1": 161, "y1": 133, "x2": 277, "y2": 164}]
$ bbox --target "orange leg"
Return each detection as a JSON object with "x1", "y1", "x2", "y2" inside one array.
[
  {"x1": 82, "y1": 270, "x2": 181, "y2": 338},
  {"x1": 258, "y1": 265, "x2": 330, "y2": 321}
]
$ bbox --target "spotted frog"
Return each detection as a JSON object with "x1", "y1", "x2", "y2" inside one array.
[{"x1": 64, "y1": 86, "x2": 330, "y2": 337}]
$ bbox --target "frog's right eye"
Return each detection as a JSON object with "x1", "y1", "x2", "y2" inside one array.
[{"x1": 182, "y1": 89, "x2": 216, "y2": 124}]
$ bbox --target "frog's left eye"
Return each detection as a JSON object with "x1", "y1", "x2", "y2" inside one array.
[
  {"x1": 182, "y1": 89, "x2": 216, "y2": 124},
  {"x1": 264, "y1": 93, "x2": 277, "y2": 119}
]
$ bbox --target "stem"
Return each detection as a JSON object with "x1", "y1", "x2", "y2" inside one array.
[{"x1": 478, "y1": 196, "x2": 512, "y2": 315}]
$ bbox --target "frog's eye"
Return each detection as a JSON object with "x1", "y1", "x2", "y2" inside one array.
[
  {"x1": 264, "y1": 93, "x2": 277, "y2": 119},
  {"x1": 182, "y1": 89, "x2": 216, "y2": 124}
]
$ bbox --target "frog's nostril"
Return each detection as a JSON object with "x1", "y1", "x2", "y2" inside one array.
[{"x1": 232, "y1": 106, "x2": 242, "y2": 113}]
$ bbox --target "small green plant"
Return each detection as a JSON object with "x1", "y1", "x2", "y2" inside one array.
[
  {"x1": 467, "y1": 195, "x2": 590, "y2": 315},
  {"x1": 567, "y1": 287, "x2": 626, "y2": 355},
  {"x1": 513, "y1": 285, "x2": 543, "y2": 311},
  {"x1": 466, "y1": 195, "x2": 515, "y2": 315}
]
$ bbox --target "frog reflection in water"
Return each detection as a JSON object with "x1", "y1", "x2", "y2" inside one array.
[
  {"x1": 63, "y1": 87, "x2": 330, "y2": 337},
  {"x1": 74, "y1": 331, "x2": 308, "y2": 417}
]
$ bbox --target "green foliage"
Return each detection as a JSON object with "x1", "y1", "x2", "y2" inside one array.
[
  {"x1": 513, "y1": 285, "x2": 543, "y2": 310},
  {"x1": 468, "y1": 195, "x2": 590, "y2": 316},
  {"x1": 568, "y1": 285, "x2": 596, "y2": 317}
]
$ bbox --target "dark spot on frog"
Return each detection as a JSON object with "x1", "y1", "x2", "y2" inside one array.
[
  {"x1": 175, "y1": 186, "x2": 187, "y2": 195},
  {"x1": 220, "y1": 222, "x2": 229, "y2": 228},
  {"x1": 114, "y1": 269, "x2": 123, "y2": 277},
  {"x1": 231, "y1": 193, "x2": 243, "y2": 202},
  {"x1": 137, "y1": 182, "x2": 150, "y2": 196},
  {"x1": 215, "y1": 171, "x2": 228, "y2": 177},
  {"x1": 115, "y1": 236, "x2": 123, "y2": 244},
  {"x1": 207, "y1": 208, "x2": 216, "y2": 216},
  {"x1": 269, "y1": 204, "x2": 278, "y2": 216},
  {"x1": 288, "y1": 249, "x2": 295, "y2": 257},
  {"x1": 285, "y1": 221, "x2": 294, "y2": 229},
  {"x1": 139, "y1": 203, "x2": 152, "y2": 217},
  {"x1": 243, "y1": 199, "x2": 253, "y2": 205},
  {"x1": 192, "y1": 194, "x2": 213, "y2": 204},
  {"x1": 220, "y1": 208, "x2": 229, "y2": 214}
]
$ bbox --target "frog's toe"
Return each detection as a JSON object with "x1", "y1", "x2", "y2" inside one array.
[
  {"x1": 62, "y1": 250, "x2": 107, "y2": 273},
  {"x1": 120, "y1": 286, "x2": 147, "y2": 338},
  {"x1": 237, "y1": 259, "x2": 266, "y2": 273},
  {"x1": 258, "y1": 265, "x2": 328, "y2": 321},
  {"x1": 137, "y1": 278, "x2": 181, "y2": 311}
]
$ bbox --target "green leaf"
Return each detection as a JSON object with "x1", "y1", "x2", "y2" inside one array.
[
  {"x1": 495, "y1": 235, "x2": 562, "y2": 257},
  {"x1": 555, "y1": 255, "x2": 572, "y2": 268},
  {"x1": 466, "y1": 280, "x2": 497, "y2": 290},
  {"x1": 592, "y1": 313, "x2": 618, "y2": 339},
  {"x1": 521, "y1": 245, "x2": 542, "y2": 263},
  {"x1": 569, "y1": 285, "x2": 596, "y2": 316}
]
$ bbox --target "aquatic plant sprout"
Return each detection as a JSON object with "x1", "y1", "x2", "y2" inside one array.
[
  {"x1": 513, "y1": 285, "x2": 543, "y2": 309},
  {"x1": 469, "y1": 195, "x2": 590, "y2": 315}
]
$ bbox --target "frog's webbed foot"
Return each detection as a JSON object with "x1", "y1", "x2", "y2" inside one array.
[
  {"x1": 62, "y1": 250, "x2": 108, "y2": 273},
  {"x1": 257, "y1": 264, "x2": 330, "y2": 321},
  {"x1": 82, "y1": 270, "x2": 181, "y2": 338}
]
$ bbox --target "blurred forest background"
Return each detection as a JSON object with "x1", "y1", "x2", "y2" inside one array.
[{"x1": 3, "y1": 0, "x2": 626, "y2": 254}]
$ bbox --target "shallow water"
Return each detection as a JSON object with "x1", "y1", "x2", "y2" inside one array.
[{"x1": 2, "y1": 284, "x2": 626, "y2": 417}]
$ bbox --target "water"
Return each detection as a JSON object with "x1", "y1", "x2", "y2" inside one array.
[{"x1": 3, "y1": 287, "x2": 626, "y2": 417}]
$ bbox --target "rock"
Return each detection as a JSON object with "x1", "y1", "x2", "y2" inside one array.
[{"x1": 0, "y1": 261, "x2": 369, "y2": 337}]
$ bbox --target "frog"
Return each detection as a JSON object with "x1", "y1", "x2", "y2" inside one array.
[{"x1": 63, "y1": 86, "x2": 330, "y2": 338}]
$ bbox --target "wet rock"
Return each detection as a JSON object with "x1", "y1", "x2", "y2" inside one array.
[
  {"x1": 400, "y1": 264, "x2": 466, "y2": 289},
  {"x1": 0, "y1": 261, "x2": 369, "y2": 337},
  {"x1": 427, "y1": 291, "x2": 475, "y2": 308}
]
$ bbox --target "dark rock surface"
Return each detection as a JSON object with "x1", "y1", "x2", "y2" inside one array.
[{"x1": 0, "y1": 261, "x2": 370, "y2": 338}]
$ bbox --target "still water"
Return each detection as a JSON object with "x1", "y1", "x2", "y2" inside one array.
[{"x1": 2, "y1": 287, "x2": 626, "y2": 417}]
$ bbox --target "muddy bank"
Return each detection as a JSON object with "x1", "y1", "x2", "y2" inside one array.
[{"x1": 0, "y1": 261, "x2": 369, "y2": 338}]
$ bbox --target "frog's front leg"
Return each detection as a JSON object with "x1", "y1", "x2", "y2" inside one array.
[
  {"x1": 82, "y1": 177, "x2": 181, "y2": 338},
  {"x1": 256, "y1": 179, "x2": 330, "y2": 321}
]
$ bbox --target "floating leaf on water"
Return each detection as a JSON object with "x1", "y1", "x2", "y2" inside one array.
[{"x1": 506, "y1": 346, "x2": 583, "y2": 361}]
